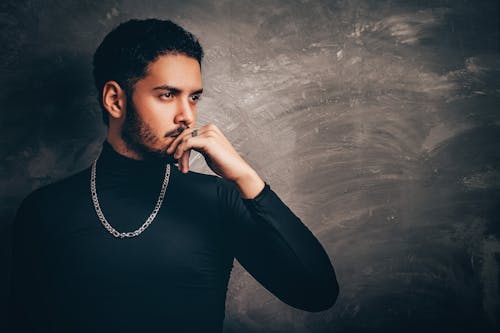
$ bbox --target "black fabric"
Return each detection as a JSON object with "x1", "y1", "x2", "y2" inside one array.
[{"x1": 7, "y1": 140, "x2": 339, "y2": 333}]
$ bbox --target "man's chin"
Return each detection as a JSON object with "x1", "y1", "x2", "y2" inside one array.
[
  {"x1": 143, "y1": 148, "x2": 179, "y2": 165},
  {"x1": 124, "y1": 142, "x2": 178, "y2": 165}
]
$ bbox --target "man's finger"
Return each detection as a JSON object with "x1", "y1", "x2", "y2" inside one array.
[
  {"x1": 180, "y1": 149, "x2": 191, "y2": 173},
  {"x1": 167, "y1": 127, "x2": 202, "y2": 155},
  {"x1": 174, "y1": 136, "x2": 206, "y2": 161}
]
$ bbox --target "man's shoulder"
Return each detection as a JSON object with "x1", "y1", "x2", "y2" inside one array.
[
  {"x1": 13, "y1": 166, "x2": 92, "y2": 231},
  {"x1": 179, "y1": 170, "x2": 244, "y2": 211},
  {"x1": 20, "y1": 166, "x2": 91, "y2": 208}
]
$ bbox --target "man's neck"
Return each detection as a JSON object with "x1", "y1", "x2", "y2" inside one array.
[{"x1": 106, "y1": 131, "x2": 143, "y2": 161}]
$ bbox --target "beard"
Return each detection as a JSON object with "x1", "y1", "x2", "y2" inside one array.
[{"x1": 121, "y1": 95, "x2": 178, "y2": 165}]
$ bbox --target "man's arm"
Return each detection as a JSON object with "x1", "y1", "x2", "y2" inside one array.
[
  {"x1": 8, "y1": 192, "x2": 49, "y2": 332},
  {"x1": 166, "y1": 123, "x2": 339, "y2": 310},
  {"x1": 233, "y1": 166, "x2": 266, "y2": 199},
  {"x1": 218, "y1": 178, "x2": 339, "y2": 312}
]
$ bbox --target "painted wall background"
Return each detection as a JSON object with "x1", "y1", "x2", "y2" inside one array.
[{"x1": 1, "y1": 0, "x2": 499, "y2": 332}]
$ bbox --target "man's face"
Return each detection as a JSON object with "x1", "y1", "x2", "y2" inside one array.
[{"x1": 121, "y1": 53, "x2": 203, "y2": 161}]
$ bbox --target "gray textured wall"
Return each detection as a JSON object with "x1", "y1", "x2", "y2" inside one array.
[{"x1": 1, "y1": 0, "x2": 499, "y2": 332}]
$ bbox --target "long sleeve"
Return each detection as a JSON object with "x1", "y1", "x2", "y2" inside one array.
[{"x1": 218, "y1": 179, "x2": 339, "y2": 312}]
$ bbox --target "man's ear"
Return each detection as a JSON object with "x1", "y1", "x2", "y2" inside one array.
[{"x1": 102, "y1": 81, "x2": 127, "y2": 120}]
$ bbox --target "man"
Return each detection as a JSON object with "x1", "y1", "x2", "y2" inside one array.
[{"x1": 8, "y1": 19, "x2": 338, "y2": 332}]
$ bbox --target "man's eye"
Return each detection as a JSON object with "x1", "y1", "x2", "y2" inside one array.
[
  {"x1": 160, "y1": 92, "x2": 173, "y2": 99},
  {"x1": 190, "y1": 95, "x2": 201, "y2": 102}
]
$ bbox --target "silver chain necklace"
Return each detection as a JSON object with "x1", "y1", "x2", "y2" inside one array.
[{"x1": 90, "y1": 154, "x2": 171, "y2": 238}]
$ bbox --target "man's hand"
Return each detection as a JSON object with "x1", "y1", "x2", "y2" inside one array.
[{"x1": 165, "y1": 124, "x2": 265, "y2": 199}]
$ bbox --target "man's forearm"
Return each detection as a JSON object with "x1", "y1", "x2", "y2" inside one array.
[{"x1": 233, "y1": 168, "x2": 266, "y2": 199}]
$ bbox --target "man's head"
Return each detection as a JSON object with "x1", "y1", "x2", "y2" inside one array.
[{"x1": 92, "y1": 19, "x2": 204, "y2": 160}]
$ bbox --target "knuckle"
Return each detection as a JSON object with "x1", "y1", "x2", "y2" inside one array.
[{"x1": 206, "y1": 123, "x2": 219, "y2": 132}]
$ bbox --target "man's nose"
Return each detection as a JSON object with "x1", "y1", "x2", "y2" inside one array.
[{"x1": 174, "y1": 98, "x2": 195, "y2": 126}]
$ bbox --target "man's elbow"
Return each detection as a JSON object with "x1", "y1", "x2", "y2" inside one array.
[
  {"x1": 287, "y1": 277, "x2": 340, "y2": 312},
  {"x1": 306, "y1": 278, "x2": 340, "y2": 312}
]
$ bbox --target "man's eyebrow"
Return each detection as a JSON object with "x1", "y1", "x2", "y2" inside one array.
[{"x1": 152, "y1": 84, "x2": 203, "y2": 95}]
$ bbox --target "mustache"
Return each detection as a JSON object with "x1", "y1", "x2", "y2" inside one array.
[{"x1": 164, "y1": 124, "x2": 190, "y2": 138}]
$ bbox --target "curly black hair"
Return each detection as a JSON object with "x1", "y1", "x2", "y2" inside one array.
[{"x1": 92, "y1": 18, "x2": 204, "y2": 126}]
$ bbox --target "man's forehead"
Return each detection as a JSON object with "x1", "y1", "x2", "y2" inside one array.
[{"x1": 142, "y1": 54, "x2": 202, "y2": 91}]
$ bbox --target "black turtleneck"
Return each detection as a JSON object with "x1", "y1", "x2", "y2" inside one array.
[{"x1": 8, "y1": 140, "x2": 338, "y2": 333}]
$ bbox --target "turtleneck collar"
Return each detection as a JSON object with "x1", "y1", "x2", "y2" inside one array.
[{"x1": 95, "y1": 140, "x2": 176, "y2": 182}]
